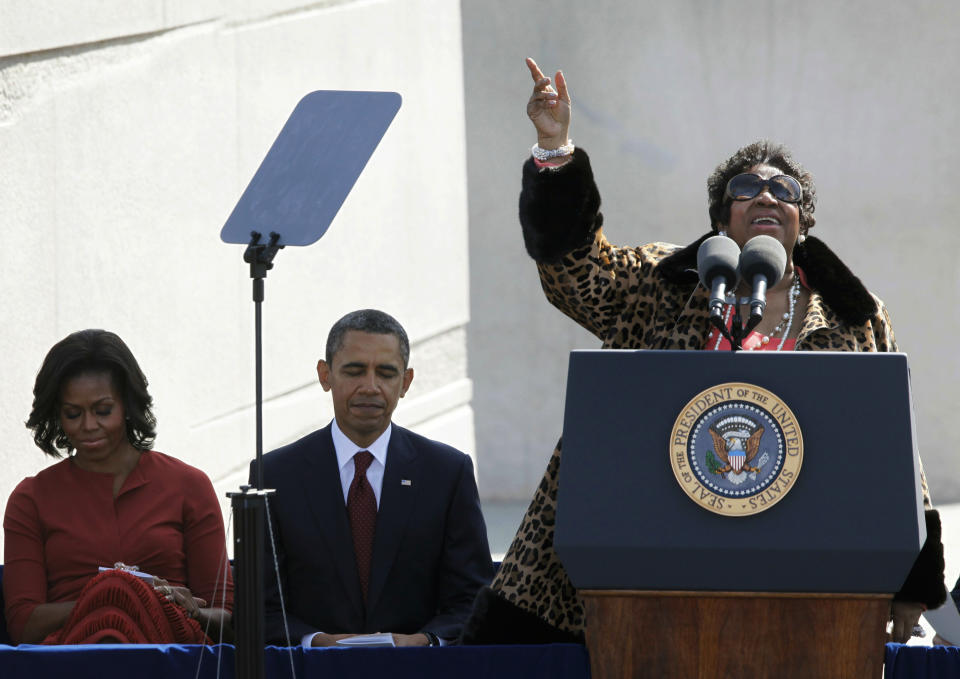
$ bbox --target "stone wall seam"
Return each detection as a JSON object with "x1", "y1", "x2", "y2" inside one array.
[{"x1": 0, "y1": 21, "x2": 220, "y2": 124}]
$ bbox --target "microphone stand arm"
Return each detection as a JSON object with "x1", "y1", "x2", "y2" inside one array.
[
  {"x1": 708, "y1": 303, "x2": 744, "y2": 352},
  {"x1": 729, "y1": 306, "x2": 745, "y2": 351},
  {"x1": 709, "y1": 313, "x2": 738, "y2": 351}
]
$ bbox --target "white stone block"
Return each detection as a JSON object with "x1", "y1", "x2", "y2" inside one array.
[
  {"x1": 0, "y1": 0, "x2": 471, "y2": 561},
  {"x1": 0, "y1": 0, "x2": 224, "y2": 58}
]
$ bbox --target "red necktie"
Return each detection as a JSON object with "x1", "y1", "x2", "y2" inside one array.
[{"x1": 348, "y1": 451, "x2": 377, "y2": 601}]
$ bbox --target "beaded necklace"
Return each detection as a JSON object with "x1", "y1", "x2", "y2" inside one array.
[{"x1": 711, "y1": 275, "x2": 801, "y2": 351}]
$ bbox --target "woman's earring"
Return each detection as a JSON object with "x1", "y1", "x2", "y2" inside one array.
[
  {"x1": 719, "y1": 229, "x2": 727, "y2": 237},
  {"x1": 798, "y1": 233, "x2": 806, "y2": 244}
]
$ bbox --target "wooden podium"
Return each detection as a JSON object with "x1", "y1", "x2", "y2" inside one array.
[
  {"x1": 555, "y1": 351, "x2": 925, "y2": 679},
  {"x1": 581, "y1": 591, "x2": 890, "y2": 678}
]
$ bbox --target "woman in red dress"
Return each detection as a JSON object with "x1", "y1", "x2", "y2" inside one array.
[{"x1": 3, "y1": 329, "x2": 233, "y2": 644}]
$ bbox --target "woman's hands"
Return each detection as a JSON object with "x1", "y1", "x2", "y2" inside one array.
[
  {"x1": 154, "y1": 577, "x2": 206, "y2": 618},
  {"x1": 20, "y1": 601, "x2": 77, "y2": 644},
  {"x1": 889, "y1": 599, "x2": 926, "y2": 643},
  {"x1": 154, "y1": 576, "x2": 232, "y2": 640},
  {"x1": 525, "y1": 57, "x2": 571, "y2": 150}
]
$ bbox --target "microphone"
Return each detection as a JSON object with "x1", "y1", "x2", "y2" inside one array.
[
  {"x1": 739, "y1": 235, "x2": 787, "y2": 327},
  {"x1": 697, "y1": 236, "x2": 741, "y2": 319}
]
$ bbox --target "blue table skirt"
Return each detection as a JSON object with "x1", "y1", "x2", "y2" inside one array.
[
  {"x1": 885, "y1": 644, "x2": 960, "y2": 679},
  {"x1": 0, "y1": 643, "x2": 591, "y2": 679},
  {"x1": 2, "y1": 642, "x2": 958, "y2": 678}
]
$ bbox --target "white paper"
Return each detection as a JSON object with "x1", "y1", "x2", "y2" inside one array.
[
  {"x1": 335, "y1": 633, "x2": 396, "y2": 647},
  {"x1": 98, "y1": 566, "x2": 156, "y2": 583}
]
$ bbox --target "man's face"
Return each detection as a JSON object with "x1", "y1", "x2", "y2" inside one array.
[{"x1": 317, "y1": 330, "x2": 414, "y2": 448}]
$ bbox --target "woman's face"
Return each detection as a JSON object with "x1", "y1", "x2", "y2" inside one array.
[
  {"x1": 59, "y1": 371, "x2": 131, "y2": 466},
  {"x1": 723, "y1": 163, "x2": 801, "y2": 256}
]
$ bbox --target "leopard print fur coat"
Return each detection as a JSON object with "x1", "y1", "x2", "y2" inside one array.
[{"x1": 458, "y1": 148, "x2": 944, "y2": 645}]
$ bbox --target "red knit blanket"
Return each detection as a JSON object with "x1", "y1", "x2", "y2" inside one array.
[{"x1": 44, "y1": 569, "x2": 210, "y2": 644}]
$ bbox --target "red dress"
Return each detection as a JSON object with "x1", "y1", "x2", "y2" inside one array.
[{"x1": 3, "y1": 451, "x2": 233, "y2": 644}]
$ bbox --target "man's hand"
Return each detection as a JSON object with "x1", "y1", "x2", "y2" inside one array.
[
  {"x1": 310, "y1": 633, "x2": 359, "y2": 647},
  {"x1": 934, "y1": 633, "x2": 958, "y2": 646},
  {"x1": 309, "y1": 632, "x2": 431, "y2": 647},
  {"x1": 392, "y1": 633, "x2": 430, "y2": 647}
]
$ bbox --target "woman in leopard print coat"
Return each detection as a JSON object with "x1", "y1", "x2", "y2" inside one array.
[{"x1": 459, "y1": 58, "x2": 945, "y2": 646}]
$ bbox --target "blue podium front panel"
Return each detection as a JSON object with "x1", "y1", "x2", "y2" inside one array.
[{"x1": 555, "y1": 350, "x2": 924, "y2": 594}]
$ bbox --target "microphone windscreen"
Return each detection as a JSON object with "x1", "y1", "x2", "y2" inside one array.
[
  {"x1": 697, "y1": 235, "x2": 741, "y2": 289},
  {"x1": 739, "y1": 235, "x2": 787, "y2": 286}
]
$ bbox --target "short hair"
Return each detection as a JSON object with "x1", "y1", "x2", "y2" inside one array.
[
  {"x1": 325, "y1": 309, "x2": 410, "y2": 368},
  {"x1": 707, "y1": 140, "x2": 817, "y2": 234},
  {"x1": 26, "y1": 329, "x2": 157, "y2": 457}
]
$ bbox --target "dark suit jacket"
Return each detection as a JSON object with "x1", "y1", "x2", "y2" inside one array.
[{"x1": 252, "y1": 423, "x2": 493, "y2": 644}]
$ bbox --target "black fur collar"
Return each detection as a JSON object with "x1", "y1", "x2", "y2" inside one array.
[{"x1": 658, "y1": 233, "x2": 879, "y2": 326}]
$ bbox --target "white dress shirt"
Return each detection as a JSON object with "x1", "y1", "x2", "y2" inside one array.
[
  {"x1": 303, "y1": 419, "x2": 392, "y2": 647},
  {"x1": 331, "y1": 418, "x2": 392, "y2": 508}
]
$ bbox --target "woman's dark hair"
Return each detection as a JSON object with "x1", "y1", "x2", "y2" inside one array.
[
  {"x1": 26, "y1": 329, "x2": 157, "y2": 457},
  {"x1": 707, "y1": 140, "x2": 817, "y2": 234}
]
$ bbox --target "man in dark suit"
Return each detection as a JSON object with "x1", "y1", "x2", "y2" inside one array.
[{"x1": 255, "y1": 309, "x2": 493, "y2": 647}]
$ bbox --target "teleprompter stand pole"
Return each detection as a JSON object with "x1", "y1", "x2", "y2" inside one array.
[
  {"x1": 228, "y1": 231, "x2": 283, "y2": 679},
  {"x1": 229, "y1": 485, "x2": 270, "y2": 679},
  {"x1": 243, "y1": 230, "x2": 283, "y2": 491}
]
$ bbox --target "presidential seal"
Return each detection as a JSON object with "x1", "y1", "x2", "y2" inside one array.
[{"x1": 670, "y1": 383, "x2": 803, "y2": 516}]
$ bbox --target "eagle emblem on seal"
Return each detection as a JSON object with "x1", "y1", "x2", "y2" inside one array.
[
  {"x1": 708, "y1": 415, "x2": 765, "y2": 476},
  {"x1": 671, "y1": 383, "x2": 803, "y2": 516}
]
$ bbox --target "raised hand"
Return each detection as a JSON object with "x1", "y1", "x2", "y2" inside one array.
[{"x1": 525, "y1": 57, "x2": 571, "y2": 149}]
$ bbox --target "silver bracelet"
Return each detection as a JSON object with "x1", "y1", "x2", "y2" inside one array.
[{"x1": 531, "y1": 140, "x2": 574, "y2": 161}]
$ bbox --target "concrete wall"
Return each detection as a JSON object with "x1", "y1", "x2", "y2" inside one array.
[
  {"x1": 0, "y1": 0, "x2": 472, "y2": 560},
  {"x1": 463, "y1": 1, "x2": 960, "y2": 504}
]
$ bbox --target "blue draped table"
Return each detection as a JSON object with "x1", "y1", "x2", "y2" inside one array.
[
  {"x1": 0, "y1": 643, "x2": 590, "y2": 678},
  {"x1": 885, "y1": 644, "x2": 960, "y2": 679},
  {"x1": 1, "y1": 642, "x2": 958, "y2": 677}
]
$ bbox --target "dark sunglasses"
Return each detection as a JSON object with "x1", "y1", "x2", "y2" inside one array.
[{"x1": 724, "y1": 173, "x2": 802, "y2": 204}]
